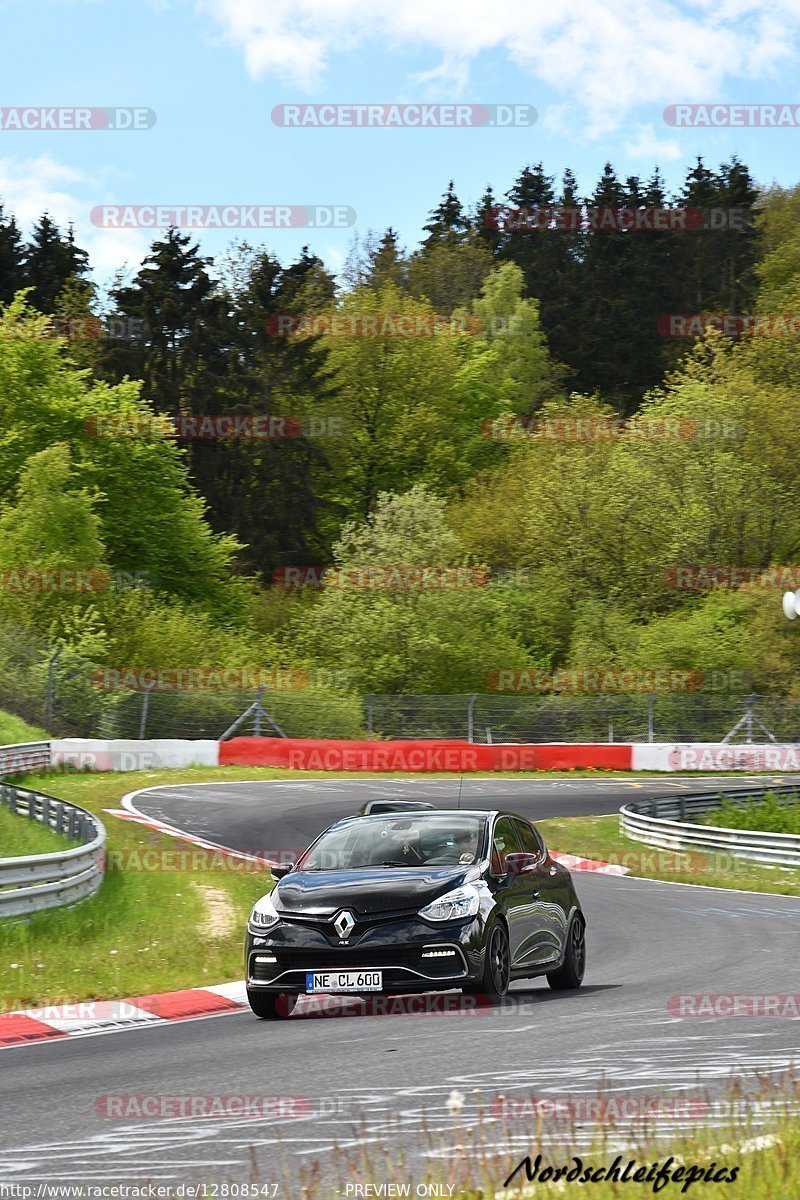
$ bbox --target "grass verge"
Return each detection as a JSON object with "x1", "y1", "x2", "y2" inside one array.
[
  {"x1": 701, "y1": 791, "x2": 800, "y2": 834},
  {"x1": 0, "y1": 711, "x2": 47, "y2": 744},
  {"x1": 0, "y1": 768, "x2": 283, "y2": 1012},
  {"x1": 537, "y1": 813, "x2": 800, "y2": 896},
  {"x1": 0, "y1": 804, "x2": 76, "y2": 857}
]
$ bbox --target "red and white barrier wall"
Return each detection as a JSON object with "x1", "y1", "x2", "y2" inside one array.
[
  {"x1": 48, "y1": 738, "x2": 800, "y2": 772},
  {"x1": 631, "y1": 743, "x2": 800, "y2": 771},
  {"x1": 51, "y1": 739, "x2": 218, "y2": 772}
]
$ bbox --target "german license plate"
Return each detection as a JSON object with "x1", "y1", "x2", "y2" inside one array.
[{"x1": 305, "y1": 970, "x2": 383, "y2": 993}]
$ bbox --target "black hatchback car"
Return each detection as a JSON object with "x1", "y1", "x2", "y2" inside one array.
[{"x1": 245, "y1": 808, "x2": 585, "y2": 1019}]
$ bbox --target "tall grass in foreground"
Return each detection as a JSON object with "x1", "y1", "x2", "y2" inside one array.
[{"x1": 281, "y1": 1078, "x2": 800, "y2": 1198}]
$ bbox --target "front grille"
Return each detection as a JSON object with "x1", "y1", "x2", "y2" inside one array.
[
  {"x1": 250, "y1": 944, "x2": 465, "y2": 981},
  {"x1": 276, "y1": 946, "x2": 424, "y2": 969}
]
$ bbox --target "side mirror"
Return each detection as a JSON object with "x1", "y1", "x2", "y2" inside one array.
[
  {"x1": 504, "y1": 852, "x2": 539, "y2": 877},
  {"x1": 270, "y1": 861, "x2": 295, "y2": 879}
]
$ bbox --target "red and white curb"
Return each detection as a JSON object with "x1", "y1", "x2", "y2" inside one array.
[
  {"x1": 552, "y1": 853, "x2": 629, "y2": 876},
  {"x1": 0, "y1": 981, "x2": 249, "y2": 1049}
]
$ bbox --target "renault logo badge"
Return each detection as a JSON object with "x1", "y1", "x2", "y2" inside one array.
[{"x1": 333, "y1": 910, "x2": 356, "y2": 939}]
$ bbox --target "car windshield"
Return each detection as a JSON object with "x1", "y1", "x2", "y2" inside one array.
[{"x1": 296, "y1": 815, "x2": 487, "y2": 871}]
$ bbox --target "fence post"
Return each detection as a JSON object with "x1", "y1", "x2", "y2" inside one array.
[
  {"x1": 45, "y1": 647, "x2": 62, "y2": 734},
  {"x1": 254, "y1": 687, "x2": 264, "y2": 737},
  {"x1": 366, "y1": 696, "x2": 374, "y2": 740},
  {"x1": 647, "y1": 694, "x2": 655, "y2": 743},
  {"x1": 139, "y1": 683, "x2": 154, "y2": 739},
  {"x1": 467, "y1": 694, "x2": 477, "y2": 744}
]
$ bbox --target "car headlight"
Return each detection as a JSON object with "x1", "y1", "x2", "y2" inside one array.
[
  {"x1": 249, "y1": 892, "x2": 280, "y2": 929},
  {"x1": 419, "y1": 884, "x2": 482, "y2": 923}
]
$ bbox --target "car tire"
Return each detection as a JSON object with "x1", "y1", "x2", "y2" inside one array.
[
  {"x1": 547, "y1": 916, "x2": 586, "y2": 990},
  {"x1": 462, "y1": 921, "x2": 511, "y2": 1003},
  {"x1": 247, "y1": 989, "x2": 297, "y2": 1020}
]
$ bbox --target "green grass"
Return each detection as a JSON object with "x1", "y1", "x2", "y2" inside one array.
[
  {"x1": 537, "y1": 813, "x2": 800, "y2": 896},
  {"x1": 0, "y1": 710, "x2": 47, "y2": 745},
  {"x1": 0, "y1": 768, "x2": 281, "y2": 1012},
  {"x1": 0, "y1": 804, "x2": 76, "y2": 857},
  {"x1": 701, "y1": 791, "x2": 800, "y2": 835}
]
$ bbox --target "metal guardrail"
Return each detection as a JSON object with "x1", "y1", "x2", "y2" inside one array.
[
  {"x1": 0, "y1": 741, "x2": 50, "y2": 776},
  {"x1": 620, "y1": 785, "x2": 800, "y2": 868},
  {"x1": 0, "y1": 745, "x2": 106, "y2": 917}
]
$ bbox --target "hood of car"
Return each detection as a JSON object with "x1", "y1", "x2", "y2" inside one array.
[{"x1": 274, "y1": 865, "x2": 475, "y2": 916}]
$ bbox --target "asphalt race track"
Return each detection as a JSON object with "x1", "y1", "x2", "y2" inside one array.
[{"x1": 1, "y1": 776, "x2": 798, "y2": 1190}]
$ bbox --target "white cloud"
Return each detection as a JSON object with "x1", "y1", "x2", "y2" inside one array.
[
  {"x1": 0, "y1": 154, "x2": 149, "y2": 277},
  {"x1": 623, "y1": 123, "x2": 683, "y2": 163},
  {"x1": 199, "y1": 0, "x2": 800, "y2": 133}
]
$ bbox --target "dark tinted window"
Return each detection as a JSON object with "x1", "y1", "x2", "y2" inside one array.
[
  {"x1": 490, "y1": 817, "x2": 522, "y2": 874},
  {"x1": 297, "y1": 814, "x2": 487, "y2": 870},
  {"x1": 512, "y1": 819, "x2": 544, "y2": 857}
]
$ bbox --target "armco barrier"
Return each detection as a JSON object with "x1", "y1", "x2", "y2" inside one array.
[
  {"x1": 218, "y1": 738, "x2": 634, "y2": 772},
  {"x1": 0, "y1": 741, "x2": 50, "y2": 776},
  {"x1": 619, "y1": 784, "x2": 800, "y2": 867},
  {"x1": 0, "y1": 780, "x2": 106, "y2": 916}
]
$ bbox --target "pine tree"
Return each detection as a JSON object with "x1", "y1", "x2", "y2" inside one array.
[
  {"x1": 368, "y1": 228, "x2": 407, "y2": 290},
  {"x1": 22, "y1": 215, "x2": 93, "y2": 313},
  {"x1": 422, "y1": 181, "x2": 470, "y2": 248},
  {"x1": 474, "y1": 186, "x2": 504, "y2": 258},
  {"x1": 0, "y1": 203, "x2": 24, "y2": 305},
  {"x1": 109, "y1": 227, "x2": 222, "y2": 415},
  {"x1": 499, "y1": 163, "x2": 579, "y2": 383}
]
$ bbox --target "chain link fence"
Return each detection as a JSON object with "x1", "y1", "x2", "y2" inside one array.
[{"x1": 2, "y1": 621, "x2": 800, "y2": 743}]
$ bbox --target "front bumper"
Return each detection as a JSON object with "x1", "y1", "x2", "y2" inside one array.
[{"x1": 246, "y1": 914, "x2": 485, "y2": 993}]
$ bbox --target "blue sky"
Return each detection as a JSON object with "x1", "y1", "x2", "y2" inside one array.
[{"x1": 1, "y1": 0, "x2": 798, "y2": 290}]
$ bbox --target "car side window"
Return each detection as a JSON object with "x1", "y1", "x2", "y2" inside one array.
[
  {"x1": 490, "y1": 817, "x2": 522, "y2": 875},
  {"x1": 512, "y1": 819, "x2": 545, "y2": 859}
]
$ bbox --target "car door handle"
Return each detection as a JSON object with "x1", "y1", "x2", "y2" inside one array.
[{"x1": 530, "y1": 887, "x2": 541, "y2": 899}]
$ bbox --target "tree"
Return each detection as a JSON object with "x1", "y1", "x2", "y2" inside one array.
[
  {"x1": 0, "y1": 203, "x2": 24, "y2": 306},
  {"x1": 22, "y1": 215, "x2": 93, "y2": 313},
  {"x1": 0, "y1": 295, "x2": 244, "y2": 618},
  {"x1": 291, "y1": 487, "x2": 536, "y2": 692},
  {"x1": 421, "y1": 181, "x2": 470, "y2": 249},
  {"x1": 0, "y1": 444, "x2": 106, "y2": 632},
  {"x1": 460, "y1": 262, "x2": 559, "y2": 417},
  {"x1": 107, "y1": 227, "x2": 224, "y2": 416}
]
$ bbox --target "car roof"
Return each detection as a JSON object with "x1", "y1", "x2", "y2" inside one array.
[{"x1": 328, "y1": 808, "x2": 530, "y2": 829}]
